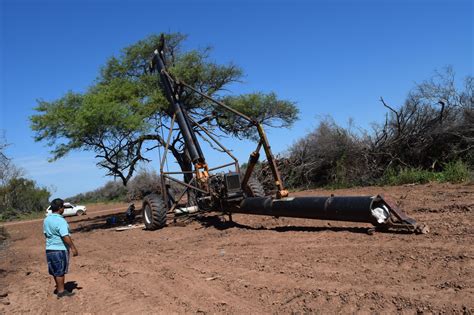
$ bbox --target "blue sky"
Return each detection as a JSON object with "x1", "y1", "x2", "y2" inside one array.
[{"x1": 1, "y1": 0, "x2": 472, "y2": 199}]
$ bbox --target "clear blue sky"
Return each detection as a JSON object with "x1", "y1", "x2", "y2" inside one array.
[{"x1": 1, "y1": 0, "x2": 472, "y2": 199}]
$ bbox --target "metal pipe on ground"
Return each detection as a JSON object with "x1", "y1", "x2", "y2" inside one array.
[{"x1": 235, "y1": 195, "x2": 426, "y2": 233}]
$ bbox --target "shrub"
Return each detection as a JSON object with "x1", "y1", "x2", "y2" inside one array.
[
  {"x1": 101, "y1": 181, "x2": 127, "y2": 201},
  {"x1": 256, "y1": 69, "x2": 473, "y2": 190},
  {"x1": 126, "y1": 169, "x2": 162, "y2": 200},
  {"x1": 381, "y1": 168, "x2": 436, "y2": 185},
  {"x1": 0, "y1": 177, "x2": 51, "y2": 221},
  {"x1": 379, "y1": 161, "x2": 471, "y2": 186},
  {"x1": 68, "y1": 181, "x2": 127, "y2": 204},
  {"x1": 281, "y1": 118, "x2": 371, "y2": 188},
  {"x1": 67, "y1": 169, "x2": 163, "y2": 203},
  {"x1": 439, "y1": 160, "x2": 471, "y2": 183}
]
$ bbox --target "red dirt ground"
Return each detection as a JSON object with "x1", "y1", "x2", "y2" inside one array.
[{"x1": 1, "y1": 183, "x2": 473, "y2": 314}]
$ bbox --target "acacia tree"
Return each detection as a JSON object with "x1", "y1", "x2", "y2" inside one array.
[{"x1": 31, "y1": 33, "x2": 298, "y2": 186}]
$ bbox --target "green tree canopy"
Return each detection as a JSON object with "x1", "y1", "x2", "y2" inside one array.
[{"x1": 31, "y1": 33, "x2": 299, "y2": 185}]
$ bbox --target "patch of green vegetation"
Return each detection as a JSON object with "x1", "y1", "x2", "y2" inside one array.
[
  {"x1": 0, "y1": 210, "x2": 45, "y2": 223},
  {"x1": 380, "y1": 160, "x2": 471, "y2": 186},
  {"x1": 0, "y1": 176, "x2": 51, "y2": 222},
  {"x1": 439, "y1": 160, "x2": 471, "y2": 183},
  {"x1": 15, "y1": 211, "x2": 45, "y2": 221},
  {"x1": 325, "y1": 181, "x2": 356, "y2": 190},
  {"x1": 381, "y1": 168, "x2": 435, "y2": 185}
]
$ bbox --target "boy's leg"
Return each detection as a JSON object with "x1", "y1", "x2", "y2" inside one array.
[
  {"x1": 55, "y1": 275, "x2": 65, "y2": 293},
  {"x1": 56, "y1": 251, "x2": 74, "y2": 297},
  {"x1": 52, "y1": 276, "x2": 58, "y2": 293},
  {"x1": 47, "y1": 250, "x2": 71, "y2": 295}
]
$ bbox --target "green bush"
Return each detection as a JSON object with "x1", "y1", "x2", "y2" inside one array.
[
  {"x1": 381, "y1": 168, "x2": 434, "y2": 185},
  {"x1": 0, "y1": 177, "x2": 51, "y2": 221},
  {"x1": 380, "y1": 161, "x2": 471, "y2": 186},
  {"x1": 68, "y1": 169, "x2": 167, "y2": 204},
  {"x1": 439, "y1": 160, "x2": 471, "y2": 183},
  {"x1": 68, "y1": 180, "x2": 128, "y2": 204},
  {"x1": 0, "y1": 206, "x2": 17, "y2": 221}
]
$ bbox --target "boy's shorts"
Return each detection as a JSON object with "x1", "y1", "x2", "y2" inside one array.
[{"x1": 46, "y1": 250, "x2": 69, "y2": 276}]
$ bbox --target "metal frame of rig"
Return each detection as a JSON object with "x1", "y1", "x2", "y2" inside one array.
[{"x1": 142, "y1": 35, "x2": 428, "y2": 235}]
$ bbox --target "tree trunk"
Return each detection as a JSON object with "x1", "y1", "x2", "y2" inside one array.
[{"x1": 178, "y1": 150, "x2": 194, "y2": 184}]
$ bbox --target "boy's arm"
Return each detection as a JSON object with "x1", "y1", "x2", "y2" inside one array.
[
  {"x1": 62, "y1": 235, "x2": 79, "y2": 256},
  {"x1": 58, "y1": 219, "x2": 78, "y2": 256}
]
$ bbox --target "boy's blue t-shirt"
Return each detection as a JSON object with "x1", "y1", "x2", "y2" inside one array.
[{"x1": 43, "y1": 213, "x2": 70, "y2": 250}]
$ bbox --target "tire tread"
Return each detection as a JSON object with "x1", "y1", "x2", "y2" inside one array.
[
  {"x1": 245, "y1": 178, "x2": 265, "y2": 197},
  {"x1": 143, "y1": 194, "x2": 167, "y2": 230}
]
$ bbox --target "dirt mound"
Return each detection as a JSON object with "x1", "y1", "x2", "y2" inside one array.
[{"x1": 1, "y1": 183, "x2": 473, "y2": 313}]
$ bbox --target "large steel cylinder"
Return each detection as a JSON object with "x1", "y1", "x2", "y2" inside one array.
[{"x1": 236, "y1": 196, "x2": 386, "y2": 225}]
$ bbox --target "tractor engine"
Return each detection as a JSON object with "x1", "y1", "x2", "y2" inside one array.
[{"x1": 193, "y1": 172, "x2": 244, "y2": 212}]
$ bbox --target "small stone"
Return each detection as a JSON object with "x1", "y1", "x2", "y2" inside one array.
[{"x1": 420, "y1": 225, "x2": 430, "y2": 234}]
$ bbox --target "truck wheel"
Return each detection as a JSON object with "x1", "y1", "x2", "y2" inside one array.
[
  {"x1": 143, "y1": 194, "x2": 167, "y2": 230},
  {"x1": 76, "y1": 210, "x2": 84, "y2": 216},
  {"x1": 245, "y1": 178, "x2": 265, "y2": 197}
]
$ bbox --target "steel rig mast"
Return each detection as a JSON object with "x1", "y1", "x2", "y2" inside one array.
[{"x1": 142, "y1": 35, "x2": 427, "y2": 235}]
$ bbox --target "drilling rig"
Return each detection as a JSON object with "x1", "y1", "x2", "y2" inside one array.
[{"x1": 142, "y1": 35, "x2": 427, "y2": 234}]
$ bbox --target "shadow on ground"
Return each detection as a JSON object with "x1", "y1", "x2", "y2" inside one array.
[
  {"x1": 71, "y1": 211, "x2": 410, "y2": 235},
  {"x1": 65, "y1": 281, "x2": 82, "y2": 292},
  {"x1": 193, "y1": 214, "x2": 372, "y2": 234},
  {"x1": 70, "y1": 212, "x2": 143, "y2": 233}
]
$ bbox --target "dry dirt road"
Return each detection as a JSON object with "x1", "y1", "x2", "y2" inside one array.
[{"x1": 1, "y1": 183, "x2": 473, "y2": 314}]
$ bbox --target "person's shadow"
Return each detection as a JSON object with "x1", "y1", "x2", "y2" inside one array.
[{"x1": 65, "y1": 281, "x2": 82, "y2": 292}]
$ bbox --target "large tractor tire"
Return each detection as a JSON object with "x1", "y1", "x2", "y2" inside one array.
[
  {"x1": 142, "y1": 194, "x2": 167, "y2": 230},
  {"x1": 245, "y1": 177, "x2": 265, "y2": 197}
]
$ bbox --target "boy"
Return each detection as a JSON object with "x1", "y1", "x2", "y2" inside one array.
[{"x1": 43, "y1": 198, "x2": 79, "y2": 298}]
